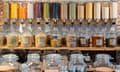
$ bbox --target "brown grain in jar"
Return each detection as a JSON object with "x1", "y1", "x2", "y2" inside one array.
[
  {"x1": 51, "y1": 38, "x2": 62, "y2": 47},
  {"x1": 92, "y1": 36, "x2": 104, "y2": 47},
  {"x1": 106, "y1": 38, "x2": 116, "y2": 47},
  {"x1": 77, "y1": 37, "x2": 90, "y2": 47},
  {"x1": 0, "y1": 36, "x2": 6, "y2": 47}
]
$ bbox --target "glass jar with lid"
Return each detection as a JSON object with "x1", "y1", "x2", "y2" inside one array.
[
  {"x1": 20, "y1": 24, "x2": 33, "y2": 47},
  {"x1": 69, "y1": 54, "x2": 87, "y2": 72},
  {"x1": 6, "y1": 24, "x2": 19, "y2": 47},
  {"x1": 22, "y1": 53, "x2": 42, "y2": 72},
  {"x1": 50, "y1": 25, "x2": 62, "y2": 47},
  {"x1": 93, "y1": 54, "x2": 114, "y2": 72},
  {"x1": 61, "y1": 24, "x2": 68, "y2": 47},
  {"x1": 105, "y1": 25, "x2": 117, "y2": 47},
  {"x1": 77, "y1": 24, "x2": 90, "y2": 47},
  {"x1": 35, "y1": 27, "x2": 47, "y2": 47},
  {"x1": 92, "y1": 25, "x2": 104, "y2": 47},
  {"x1": 66, "y1": 26, "x2": 77, "y2": 47},
  {"x1": 1, "y1": 54, "x2": 21, "y2": 72},
  {"x1": 44, "y1": 54, "x2": 63, "y2": 72}
]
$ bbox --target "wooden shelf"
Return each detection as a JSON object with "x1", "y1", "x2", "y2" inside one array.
[{"x1": 0, "y1": 46, "x2": 118, "y2": 51}]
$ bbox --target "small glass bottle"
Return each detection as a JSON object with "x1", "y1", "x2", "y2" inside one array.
[
  {"x1": 93, "y1": 54, "x2": 114, "y2": 72},
  {"x1": 20, "y1": 24, "x2": 33, "y2": 47},
  {"x1": 66, "y1": 26, "x2": 77, "y2": 47},
  {"x1": 22, "y1": 53, "x2": 42, "y2": 72},
  {"x1": 35, "y1": 27, "x2": 47, "y2": 47},
  {"x1": 69, "y1": 54, "x2": 87, "y2": 72},
  {"x1": 44, "y1": 54, "x2": 62, "y2": 72},
  {"x1": 6, "y1": 24, "x2": 19, "y2": 47},
  {"x1": 1, "y1": 54, "x2": 21, "y2": 72},
  {"x1": 50, "y1": 25, "x2": 62, "y2": 47}
]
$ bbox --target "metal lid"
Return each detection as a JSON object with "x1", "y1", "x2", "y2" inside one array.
[
  {"x1": 2, "y1": 54, "x2": 19, "y2": 61},
  {"x1": 70, "y1": 54, "x2": 85, "y2": 60},
  {"x1": 45, "y1": 54, "x2": 62, "y2": 60},
  {"x1": 27, "y1": 53, "x2": 40, "y2": 61}
]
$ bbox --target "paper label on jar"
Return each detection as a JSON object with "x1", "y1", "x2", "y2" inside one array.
[
  {"x1": 80, "y1": 38, "x2": 86, "y2": 45},
  {"x1": 38, "y1": 38, "x2": 45, "y2": 46},
  {"x1": 109, "y1": 39, "x2": 116, "y2": 46},
  {"x1": 22, "y1": 37, "x2": 30, "y2": 44},
  {"x1": 45, "y1": 69, "x2": 59, "y2": 72},
  {"x1": 96, "y1": 39, "x2": 102, "y2": 46},
  {"x1": 70, "y1": 37, "x2": 77, "y2": 47},
  {"x1": 8, "y1": 37, "x2": 17, "y2": 45}
]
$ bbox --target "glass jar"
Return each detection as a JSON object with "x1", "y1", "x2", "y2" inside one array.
[
  {"x1": 1, "y1": 54, "x2": 21, "y2": 72},
  {"x1": 6, "y1": 24, "x2": 19, "y2": 47},
  {"x1": 35, "y1": 27, "x2": 47, "y2": 47},
  {"x1": 50, "y1": 25, "x2": 62, "y2": 47},
  {"x1": 92, "y1": 32, "x2": 104, "y2": 47},
  {"x1": 69, "y1": 54, "x2": 87, "y2": 72},
  {"x1": 61, "y1": 25, "x2": 68, "y2": 47},
  {"x1": 115, "y1": 65, "x2": 120, "y2": 72},
  {"x1": 20, "y1": 24, "x2": 33, "y2": 47},
  {"x1": 106, "y1": 25, "x2": 117, "y2": 47},
  {"x1": 66, "y1": 26, "x2": 77, "y2": 47},
  {"x1": 22, "y1": 53, "x2": 42, "y2": 72},
  {"x1": 44, "y1": 54, "x2": 63, "y2": 72},
  {"x1": 93, "y1": 54, "x2": 114, "y2": 72}
]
